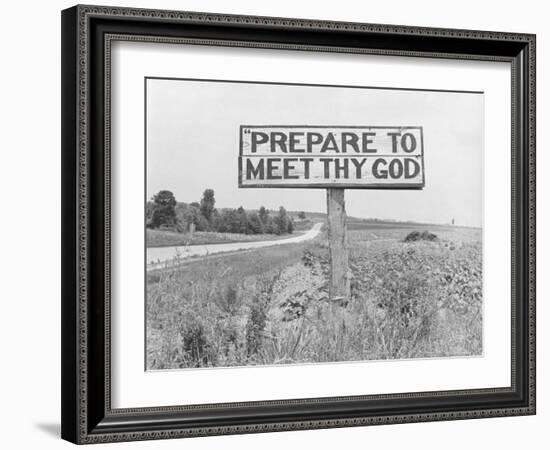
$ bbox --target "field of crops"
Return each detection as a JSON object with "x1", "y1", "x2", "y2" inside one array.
[{"x1": 146, "y1": 223, "x2": 482, "y2": 369}]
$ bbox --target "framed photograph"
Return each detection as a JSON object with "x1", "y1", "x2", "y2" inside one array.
[{"x1": 61, "y1": 5, "x2": 536, "y2": 444}]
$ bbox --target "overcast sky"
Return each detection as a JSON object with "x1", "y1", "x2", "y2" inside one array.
[{"x1": 146, "y1": 78, "x2": 483, "y2": 227}]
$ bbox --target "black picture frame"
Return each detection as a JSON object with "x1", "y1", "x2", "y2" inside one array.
[{"x1": 61, "y1": 4, "x2": 536, "y2": 444}]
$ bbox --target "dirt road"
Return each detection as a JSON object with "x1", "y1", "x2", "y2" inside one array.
[{"x1": 147, "y1": 222, "x2": 323, "y2": 271}]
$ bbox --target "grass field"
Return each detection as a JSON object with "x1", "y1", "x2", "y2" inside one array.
[
  {"x1": 146, "y1": 221, "x2": 482, "y2": 370},
  {"x1": 147, "y1": 228, "x2": 308, "y2": 248}
]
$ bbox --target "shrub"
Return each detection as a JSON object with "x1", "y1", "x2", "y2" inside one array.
[
  {"x1": 246, "y1": 303, "x2": 267, "y2": 358},
  {"x1": 404, "y1": 230, "x2": 438, "y2": 242},
  {"x1": 215, "y1": 284, "x2": 240, "y2": 316},
  {"x1": 181, "y1": 323, "x2": 209, "y2": 367}
]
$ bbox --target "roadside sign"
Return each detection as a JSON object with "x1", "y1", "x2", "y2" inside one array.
[
  {"x1": 239, "y1": 126, "x2": 424, "y2": 189},
  {"x1": 237, "y1": 124, "x2": 426, "y2": 301}
]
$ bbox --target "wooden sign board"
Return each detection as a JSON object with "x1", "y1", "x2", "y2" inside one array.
[{"x1": 239, "y1": 126, "x2": 425, "y2": 189}]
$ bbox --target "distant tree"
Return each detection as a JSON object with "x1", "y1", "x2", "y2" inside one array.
[
  {"x1": 209, "y1": 209, "x2": 221, "y2": 231},
  {"x1": 183, "y1": 204, "x2": 209, "y2": 231},
  {"x1": 150, "y1": 190, "x2": 177, "y2": 228},
  {"x1": 287, "y1": 217, "x2": 295, "y2": 234},
  {"x1": 258, "y1": 206, "x2": 269, "y2": 224},
  {"x1": 269, "y1": 220, "x2": 280, "y2": 235},
  {"x1": 145, "y1": 201, "x2": 155, "y2": 227},
  {"x1": 297, "y1": 211, "x2": 306, "y2": 220},
  {"x1": 273, "y1": 206, "x2": 289, "y2": 235},
  {"x1": 172, "y1": 199, "x2": 296, "y2": 236},
  {"x1": 236, "y1": 206, "x2": 249, "y2": 234},
  {"x1": 200, "y1": 189, "x2": 216, "y2": 222},
  {"x1": 216, "y1": 210, "x2": 227, "y2": 232},
  {"x1": 247, "y1": 212, "x2": 264, "y2": 234},
  {"x1": 218, "y1": 209, "x2": 239, "y2": 233},
  {"x1": 261, "y1": 217, "x2": 272, "y2": 234}
]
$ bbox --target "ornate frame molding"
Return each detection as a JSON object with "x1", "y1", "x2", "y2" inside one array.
[{"x1": 62, "y1": 5, "x2": 536, "y2": 444}]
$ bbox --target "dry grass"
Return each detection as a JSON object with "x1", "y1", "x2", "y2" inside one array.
[
  {"x1": 146, "y1": 227, "x2": 482, "y2": 369},
  {"x1": 147, "y1": 228, "x2": 304, "y2": 248}
]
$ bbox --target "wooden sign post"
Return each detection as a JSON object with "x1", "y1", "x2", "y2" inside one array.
[
  {"x1": 326, "y1": 188, "x2": 350, "y2": 299},
  {"x1": 239, "y1": 125, "x2": 425, "y2": 302}
]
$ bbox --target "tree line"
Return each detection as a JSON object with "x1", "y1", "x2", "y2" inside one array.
[{"x1": 146, "y1": 189, "x2": 297, "y2": 235}]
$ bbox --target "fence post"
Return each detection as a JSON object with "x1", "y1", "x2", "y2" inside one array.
[{"x1": 326, "y1": 188, "x2": 350, "y2": 300}]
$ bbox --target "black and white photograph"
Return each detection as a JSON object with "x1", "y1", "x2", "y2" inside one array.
[
  {"x1": 145, "y1": 78, "x2": 483, "y2": 370},
  {"x1": 52, "y1": 2, "x2": 537, "y2": 446},
  {"x1": 0, "y1": 0, "x2": 544, "y2": 446}
]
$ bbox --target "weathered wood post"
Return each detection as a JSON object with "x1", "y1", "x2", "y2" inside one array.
[
  {"x1": 239, "y1": 125, "x2": 425, "y2": 300},
  {"x1": 326, "y1": 188, "x2": 350, "y2": 300}
]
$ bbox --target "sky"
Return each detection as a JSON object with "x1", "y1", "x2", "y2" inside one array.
[{"x1": 146, "y1": 78, "x2": 483, "y2": 227}]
